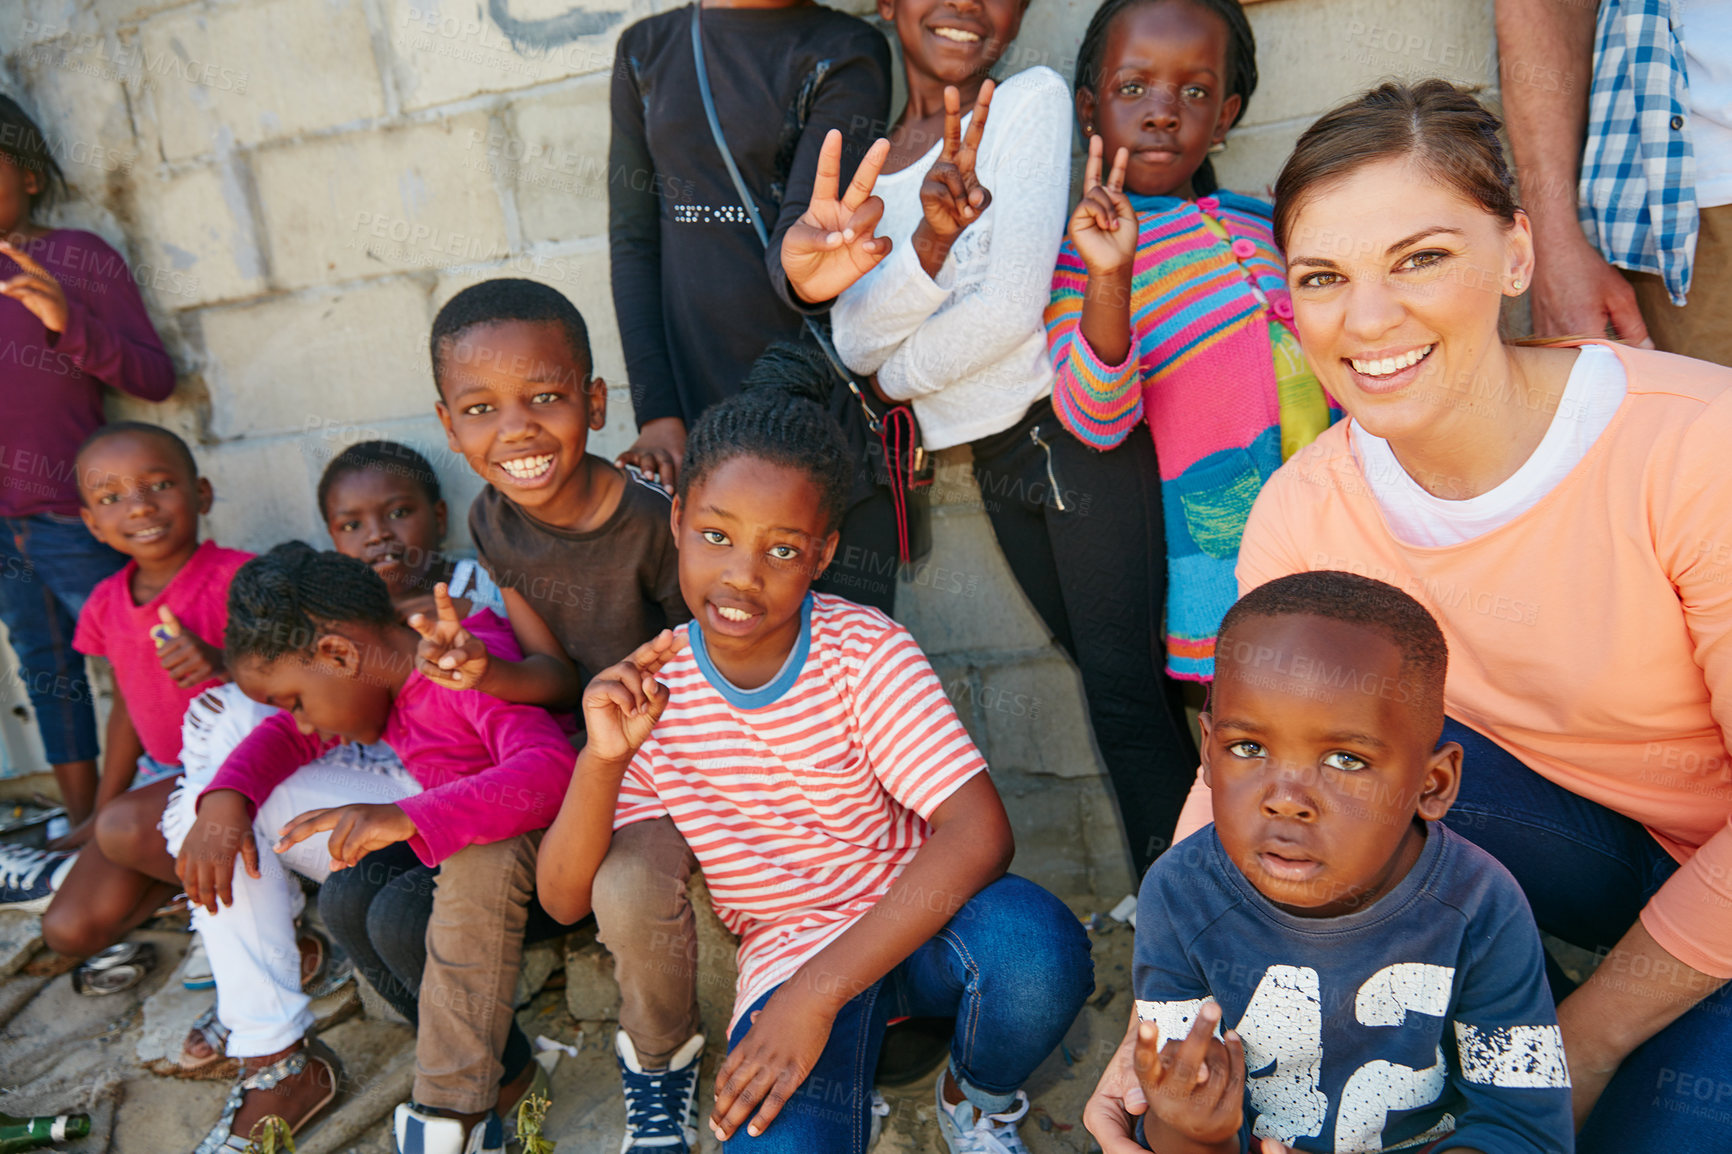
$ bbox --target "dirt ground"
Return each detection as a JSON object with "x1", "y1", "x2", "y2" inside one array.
[{"x1": 0, "y1": 894, "x2": 1134, "y2": 1154}]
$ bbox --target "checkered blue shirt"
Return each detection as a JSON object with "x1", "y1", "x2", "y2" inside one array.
[{"x1": 1579, "y1": 0, "x2": 1699, "y2": 304}]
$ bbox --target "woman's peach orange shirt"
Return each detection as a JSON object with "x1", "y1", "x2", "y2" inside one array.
[{"x1": 1180, "y1": 341, "x2": 1732, "y2": 977}]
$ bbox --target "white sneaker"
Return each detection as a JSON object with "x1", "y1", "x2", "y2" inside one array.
[
  {"x1": 934, "y1": 1074, "x2": 1031, "y2": 1154},
  {"x1": 393, "y1": 1101, "x2": 504, "y2": 1154},
  {"x1": 616, "y1": 1030, "x2": 704, "y2": 1152},
  {"x1": 180, "y1": 935, "x2": 215, "y2": 990}
]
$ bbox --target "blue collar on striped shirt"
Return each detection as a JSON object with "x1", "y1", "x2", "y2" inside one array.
[{"x1": 688, "y1": 592, "x2": 814, "y2": 710}]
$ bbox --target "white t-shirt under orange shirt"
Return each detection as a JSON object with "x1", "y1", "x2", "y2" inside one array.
[{"x1": 615, "y1": 593, "x2": 988, "y2": 1027}]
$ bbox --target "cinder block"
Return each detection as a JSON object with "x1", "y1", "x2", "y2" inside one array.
[
  {"x1": 1242, "y1": 0, "x2": 1496, "y2": 129},
  {"x1": 135, "y1": 0, "x2": 386, "y2": 163},
  {"x1": 993, "y1": 770, "x2": 1093, "y2": 896},
  {"x1": 972, "y1": 651, "x2": 1102, "y2": 779},
  {"x1": 199, "y1": 433, "x2": 327, "y2": 552},
  {"x1": 380, "y1": 0, "x2": 622, "y2": 113},
  {"x1": 503, "y1": 81, "x2": 611, "y2": 244},
  {"x1": 122, "y1": 160, "x2": 266, "y2": 308},
  {"x1": 9, "y1": 31, "x2": 140, "y2": 207},
  {"x1": 1078, "y1": 779, "x2": 1138, "y2": 900},
  {"x1": 895, "y1": 504, "x2": 1051, "y2": 657},
  {"x1": 1213, "y1": 118, "x2": 1306, "y2": 202},
  {"x1": 254, "y1": 113, "x2": 509, "y2": 291},
  {"x1": 195, "y1": 277, "x2": 433, "y2": 440}
]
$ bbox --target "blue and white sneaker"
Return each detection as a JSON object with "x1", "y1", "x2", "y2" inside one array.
[
  {"x1": 935, "y1": 1075, "x2": 1031, "y2": 1154},
  {"x1": 393, "y1": 1102, "x2": 503, "y2": 1154},
  {"x1": 0, "y1": 844, "x2": 74, "y2": 913},
  {"x1": 616, "y1": 1029, "x2": 704, "y2": 1152}
]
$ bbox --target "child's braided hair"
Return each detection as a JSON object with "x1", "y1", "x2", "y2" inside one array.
[
  {"x1": 678, "y1": 341, "x2": 853, "y2": 533},
  {"x1": 225, "y1": 541, "x2": 397, "y2": 664},
  {"x1": 1073, "y1": 0, "x2": 1257, "y2": 198}
]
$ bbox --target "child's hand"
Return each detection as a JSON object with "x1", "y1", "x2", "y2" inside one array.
[
  {"x1": 782, "y1": 130, "x2": 893, "y2": 304},
  {"x1": 275, "y1": 802, "x2": 416, "y2": 871},
  {"x1": 710, "y1": 985, "x2": 836, "y2": 1141},
  {"x1": 409, "y1": 583, "x2": 489, "y2": 690},
  {"x1": 1069, "y1": 135, "x2": 1138, "y2": 278},
  {"x1": 582, "y1": 631, "x2": 683, "y2": 763},
  {"x1": 1138, "y1": 1002, "x2": 1246, "y2": 1148},
  {"x1": 916, "y1": 81, "x2": 995, "y2": 247},
  {"x1": 176, "y1": 789, "x2": 260, "y2": 914},
  {"x1": 153, "y1": 606, "x2": 227, "y2": 689},
  {"x1": 0, "y1": 239, "x2": 70, "y2": 333}
]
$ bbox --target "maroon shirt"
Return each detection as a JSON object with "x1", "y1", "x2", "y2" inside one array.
[{"x1": 0, "y1": 229, "x2": 176, "y2": 516}]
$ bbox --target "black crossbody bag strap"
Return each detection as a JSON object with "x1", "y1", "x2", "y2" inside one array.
[{"x1": 688, "y1": 3, "x2": 882, "y2": 435}]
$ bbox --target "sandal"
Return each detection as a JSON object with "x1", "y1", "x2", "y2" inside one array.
[
  {"x1": 298, "y1": 925, "x2": 354, "y2": 1000},
  {"x1": 190, "y1": 1036, "x2": 341, "y2": 1154},
  {"x1": 180, "y1": 1004, "x2": 232, "y2": 1072},
  {"x1": 71, "y1": 941, "x2": 157, "y2": 996}
]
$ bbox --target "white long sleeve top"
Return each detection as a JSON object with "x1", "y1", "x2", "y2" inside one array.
[{"x1": 830, "y1": 65, "x2": 1073, "y2": 449}]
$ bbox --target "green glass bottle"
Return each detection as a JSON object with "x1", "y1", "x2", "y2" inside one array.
[{"x1": 0, "y1": 1113, "x2": 92, "y2": 1151}]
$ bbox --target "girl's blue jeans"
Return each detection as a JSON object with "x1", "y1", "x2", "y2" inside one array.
[
  {"x1": 1440, "y1": 718, "x2": 1732, "y2": 1153},
  {"x1": 0, "y1": 513, "x2": 125, "y2": 766},
  {"x1": 723, "y1": 875, "x2": 1093, "y2": 1154}
]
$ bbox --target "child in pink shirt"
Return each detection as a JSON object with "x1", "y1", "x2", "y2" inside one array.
[
  {"x1": 173, "y1": 542, "x2": 575, "y2": 1151},
  {"x1": 22, "y1": 424, "x2": 249, "y2": 961}
]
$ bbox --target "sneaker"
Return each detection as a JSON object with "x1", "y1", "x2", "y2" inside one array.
[
  {"x1": 393, "y1": 1102, "x2": 504, "y2": 1154},
  {"x1": 616, "y1": 1030, "x2": 704, "y2": 1152},
  {"x1": 0, "y1": 845, "x2": 74, "y2": 913},
  {"x1": 180, "y1": 935, "x2": 215, "y2": 990},
  {"x1": 934, "y1": 1074, "x2": 1031, "y2": 1154}
]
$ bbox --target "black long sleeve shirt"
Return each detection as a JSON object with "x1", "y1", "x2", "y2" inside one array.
[{"x1": 608, "y1": 3, "x2": 892, "y2": 428}]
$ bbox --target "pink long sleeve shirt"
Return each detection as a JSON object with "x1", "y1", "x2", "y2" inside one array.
[{"x1": 201, "y1": 610, "x2": 576, "y2": 864}]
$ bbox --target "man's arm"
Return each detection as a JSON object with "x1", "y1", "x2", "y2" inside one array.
[{"x1": 1496, "y1": 0, "x2": 1650, "y2": 343}]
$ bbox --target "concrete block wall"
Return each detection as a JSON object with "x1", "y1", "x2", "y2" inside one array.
[{"x1": 0, "y1": 0, "x2": 1495, "y2": 884}]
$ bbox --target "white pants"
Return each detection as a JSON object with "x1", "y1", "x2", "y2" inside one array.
[{"x1": 161, "y1": 684, "x2": 419, "y2": 1057}]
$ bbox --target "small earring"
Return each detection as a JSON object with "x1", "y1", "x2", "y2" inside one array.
[
  {"x1": 1511, "y1": 278, "x2": 1524, "y2": 293},
  {"x1": 1208, "y1": 140, "x2": 1227, "y2": 154}
]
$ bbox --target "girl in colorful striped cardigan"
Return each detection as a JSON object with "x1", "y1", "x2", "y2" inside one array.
[{"x1": 1046, "y1": 0, "x2": 1334, "y2": 681}]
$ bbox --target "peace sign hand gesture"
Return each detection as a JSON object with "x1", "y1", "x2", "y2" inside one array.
[
  {"x1": 918, "y1": 80, "x2": 995, "y2": 244},
  {"x1": 583, "y1": 630, "x2": 684, "y2": 765},
  {"x1": 0, "y1": 238, "x2": 69, "y2": 334},
  {"x1": 1069, "y1": 135, "x2": 1138, "y2": 279},
  {"x1": 781, "y1": 130, "x2": 893, "y2": 305},
  {"x1": 408, "y1": 582, "x2": 489, "y2": 691}
]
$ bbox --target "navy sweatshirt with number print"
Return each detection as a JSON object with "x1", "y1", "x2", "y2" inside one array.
[{"x1": 1133, "y1": 823, "x2": 1572, "y2": 1154}]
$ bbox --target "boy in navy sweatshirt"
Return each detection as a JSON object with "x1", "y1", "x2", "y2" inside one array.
[{"x1": 1130, "y1": 571, "x2": 1572, "y2": 1154}]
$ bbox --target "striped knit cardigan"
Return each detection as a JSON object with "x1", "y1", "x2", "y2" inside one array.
[{"x1": 1045, "y1": 190, "x2": 1317, "y2": 681}]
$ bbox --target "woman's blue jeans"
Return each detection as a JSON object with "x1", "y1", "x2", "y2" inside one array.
[
  {"x1": 0, "y1": 513, "x2": 125, "y2": 766},
  {"x1": 1440, "y1": 718, "x2": 1732, "y2": 1153},
  {"x1": 723, "y1": 874, "x2": 1093, "y2": 1154}
]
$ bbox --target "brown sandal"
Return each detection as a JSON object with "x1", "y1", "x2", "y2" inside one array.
[{"x1": 189, "y1": 1036, "x2": 341, "y2": 1153}]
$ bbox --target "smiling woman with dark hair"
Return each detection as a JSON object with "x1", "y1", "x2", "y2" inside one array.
[{"x1": 1085, "y1": 79, "x2": 1732, "y2": 1154}]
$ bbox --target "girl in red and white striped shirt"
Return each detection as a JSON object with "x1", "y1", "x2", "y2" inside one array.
[{"x1": 539, "y1": 342, "x2": 1093, "y2": 1154}]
